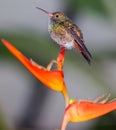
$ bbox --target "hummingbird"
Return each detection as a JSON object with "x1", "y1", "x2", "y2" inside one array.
[{"x1": 36, "y1": 7, "x2": 92, "y2": 64}]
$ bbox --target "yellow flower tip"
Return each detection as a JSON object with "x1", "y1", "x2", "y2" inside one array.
[{"x1": 68, "y1": 98, "x2": 75, "y2": 105}]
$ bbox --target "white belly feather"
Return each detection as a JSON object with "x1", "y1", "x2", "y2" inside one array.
[{"x1": 48, "y1": 23, "x2": 74, "y2": 49}]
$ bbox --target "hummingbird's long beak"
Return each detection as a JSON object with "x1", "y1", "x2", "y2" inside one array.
[{"x1": 36, "y1": 7, "x2": 53, "y2": 17}]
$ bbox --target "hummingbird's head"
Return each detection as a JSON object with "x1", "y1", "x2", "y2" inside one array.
[
  {"x1": 51, "y1": 12, "x2": 67, "y2": 23},
  {"x1": 36, "y1": 7, "x2": 67, "y2": 24}
]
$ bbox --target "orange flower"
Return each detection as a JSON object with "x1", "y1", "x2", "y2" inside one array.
[
  {"x1": 1, "y1": 39, "x2": 69, "y2": 105},
  {"x1": 61, "y1": 95, "x2": 116, "y2": 130}
]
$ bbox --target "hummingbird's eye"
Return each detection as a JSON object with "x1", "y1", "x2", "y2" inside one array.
[{"x1": 55, "y1": 15, "x2": 59, "y2": 18}]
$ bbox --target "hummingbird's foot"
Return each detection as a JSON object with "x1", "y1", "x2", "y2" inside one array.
[
  {"x1": 94, "y1": 93, "x2": 111, "y2": 104},
  {"x1": 30, "y1": 58, "x2": 46, "y2": 70},
  {"x1": 47, "y1": 60, "x2": 57, "y2": 71}
]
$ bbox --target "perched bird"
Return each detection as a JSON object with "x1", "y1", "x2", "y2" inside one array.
[{"x1": 36, "y1": 7, "x2": 92, "y2": 64}]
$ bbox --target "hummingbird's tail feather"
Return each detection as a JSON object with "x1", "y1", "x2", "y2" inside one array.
[
  {"x1": 74, "y1": 42, "x2": 92, "y2": 64},
  {"x1": 81, "y1": 51, "x2": 91, "y2": 64}
]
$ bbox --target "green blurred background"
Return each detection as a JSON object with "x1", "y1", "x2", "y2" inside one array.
[{"x1": 0, "y1": 0, "x2": 116, "y2": 130}]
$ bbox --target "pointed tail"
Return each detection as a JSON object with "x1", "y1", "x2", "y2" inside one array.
[
  {"x1": 81, "y1": 51, "x2": 91, "y2": 64},
  {"x1": 74, "y1": 42, "x2": 92, "y2": 64}
]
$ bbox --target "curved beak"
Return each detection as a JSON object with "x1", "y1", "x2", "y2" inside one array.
[{"x1": 36, "y1": 7, "x2": 53, "y2": 17}]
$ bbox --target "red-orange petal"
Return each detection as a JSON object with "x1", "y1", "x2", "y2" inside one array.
[
  {"x1": 61, "y1": 100, "x2": 116, "y2": 130},
  {"x1": 1, "y1": 39, "x2": 65, "y2": 92},
  {"x1": 57, "y1": 47, "x2": 65, "y2": 70}
]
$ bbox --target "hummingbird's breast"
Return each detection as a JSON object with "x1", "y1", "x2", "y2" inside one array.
[{"x1": 48, "y1": 22, "x2": 74, "y2": 49}]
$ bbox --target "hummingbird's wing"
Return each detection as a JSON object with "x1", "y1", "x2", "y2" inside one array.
[{"x1": 69, "y1": 25, "x2": 92, "y2": 64}]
